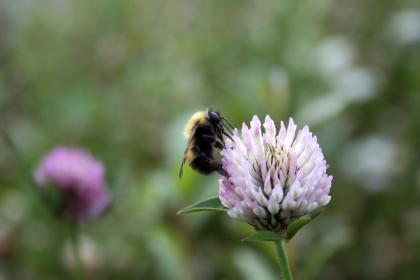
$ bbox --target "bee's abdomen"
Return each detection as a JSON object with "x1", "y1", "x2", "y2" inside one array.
[{"x1": 190, "y1": 156, "x2": 215, "y2": 174}]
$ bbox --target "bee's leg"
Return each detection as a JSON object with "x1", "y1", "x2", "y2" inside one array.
[
  {"x1": 214, "y1": 141, "x2": 224, "y2": 150},
  {"x1": 209, "y1": 159, "x2": 228, "y2": 177},
  {"x1": 222, "y1": 131, "x2": 234, "y2": 142},
  {"x1": 202, "y1": 134, "x2": 225, "y2": 149},
  {"x1": 217, "y1": 167, "x2": 229, "y2": 177},
  {"x1": 214, "y1": 140, "x2": 225, "y2": 150},
  {"x1": 202, "y1": 134, "x2": 216, "y2": 142}
]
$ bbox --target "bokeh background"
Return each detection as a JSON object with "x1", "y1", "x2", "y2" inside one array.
[{"x1": 1, "y1": 0, "x2": 420, "y2": 279}]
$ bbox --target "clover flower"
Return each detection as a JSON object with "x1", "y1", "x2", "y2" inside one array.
[
  {"x1": 219, "y1": 116, "x2": 332, "y2": 232},
  {"x1": 34, "y1": 147, "x2": 111, "y2": 222}
]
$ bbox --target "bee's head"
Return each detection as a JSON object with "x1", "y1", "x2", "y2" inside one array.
[
  {"x1": 207, "y1": 108, "x2": 235, "y2": 142},
  {"x1": 208, "y1": 109, "x2": 222, "y2": 126}
]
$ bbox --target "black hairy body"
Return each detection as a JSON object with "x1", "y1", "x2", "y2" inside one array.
[
  {"x1": 179, "y1": 109, "x2": 234, "y2": 178},
  {"x1": 189, "y1": 122, "x2": 221, "y2": 175}
]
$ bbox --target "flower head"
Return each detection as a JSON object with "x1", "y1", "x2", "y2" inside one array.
[
  {"x1": 34, "y1": 147, "x2": 111, "y2": 222},
  {"x1": 219, "y1": 116, "x2": 332, "y2": 232}
]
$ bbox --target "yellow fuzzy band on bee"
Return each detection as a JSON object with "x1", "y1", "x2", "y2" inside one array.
[{"x1": 183, "y1": 110, "x2": 208, "y2": 138}]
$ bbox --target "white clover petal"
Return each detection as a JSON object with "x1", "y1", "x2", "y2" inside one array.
[
  {"x1": 263, "y1": 115, "x2": 277, "y2": 146},
  {"x1": 253, "y1": 206, "x2": 267, "y2": 218},
  {"x1": 263, "y1": 174, "x2": 272, "y2": 196},
  {"x1": 219, "y1": 116, "x2": 332, "y2": 231},
  {"x1": 271, "y1": 184, "x2": 284, "y2": 203}
]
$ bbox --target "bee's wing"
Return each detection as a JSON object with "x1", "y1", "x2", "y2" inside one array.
[{"x1": 179, "y1": 125, "x2": 198, "y2": 179}]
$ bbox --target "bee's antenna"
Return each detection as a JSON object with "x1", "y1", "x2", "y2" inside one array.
[
  {"x1": 222, "y1": 123, "x2": 233, "y2": 136},
  {"x1": 222, "y1": 117, "x2": 235, "y2": 130},
  {"x1": 218, "y1": 120, "x2": 233, "y2": 136},
  {"x1": 223, "y1": 131, "x2": 234, "y2": 142}
]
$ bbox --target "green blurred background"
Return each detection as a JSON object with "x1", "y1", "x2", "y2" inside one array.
[{"x1": 1, "y1": 0, "x2": 420, "y2": 279}]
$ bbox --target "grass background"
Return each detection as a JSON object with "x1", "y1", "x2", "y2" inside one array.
[{"x1": 0, "y1": 0, "x2": 420, "y2": 278}]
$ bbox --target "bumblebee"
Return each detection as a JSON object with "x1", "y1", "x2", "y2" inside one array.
[{"x1": 179, "y1": 109, "x2": 234, "y2": 178}]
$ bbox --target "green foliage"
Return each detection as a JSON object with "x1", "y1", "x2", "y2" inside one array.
[
  {"x1": 285, "y1": 209, "x2": 324, "y2": 241},
  {"x1": 242, "y1": 231, "x2": 283, "y2": 243},
  {"x1": 0, "y1": 0, "x2": 420, "y2": 278},
  {"x1": 177, "y1": 197, "x2": 227, "y2": 215}
]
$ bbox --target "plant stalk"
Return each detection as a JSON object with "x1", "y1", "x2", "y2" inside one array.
[
  {"x1": 274, "y1": 239, "x2": 293, "y2": 280},
  {"x1": 69, "y1": 225, "x2": 85, "y2": 280}
]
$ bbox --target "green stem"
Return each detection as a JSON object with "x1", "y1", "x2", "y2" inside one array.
[
  {"x1": 69, "y1": 225, "x2": 85, "y2": 280},
  {"x1": 274, "y1": 239, "x2": 293, "y2": 280},
  {"x1": 0, "y1": 128, "x2": 36, "y2": 189},
  {"x1": 0, "y1": 128, "x2": 57, "y2": 211}
]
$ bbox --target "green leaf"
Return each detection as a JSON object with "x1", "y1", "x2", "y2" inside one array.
[
  {"x1": 177, "y1": 197, "x2": 227, "y2": 215},
  {"x1": 285, "y1": 208, "x2": 325, "y2": 240},
  {"x1": 309, "y1": 208, "x2": 324, "y2": 220},
  {"x1": 0, "y1": 128, "x2": 37, "y2": 190},
  {"x1": 44, "y1": 183, "x2": 62, "y2": 210},
  {"x1": 0, "y1": 128, "x2": 64, "y2": 213},
  {"x1": 285, "y1": 216, "x2": 311, "y2": 241},
  {"x1": 242, "y1": 231, "x2": 283, "y2": 242}
]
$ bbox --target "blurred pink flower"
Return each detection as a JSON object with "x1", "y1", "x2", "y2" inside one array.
[
  {"x1": 219, "y1": 116, "x2": 332, "y2": 232},
  {"x1": 34, "y1": 147, "x2": 111, "y2": 222}
]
